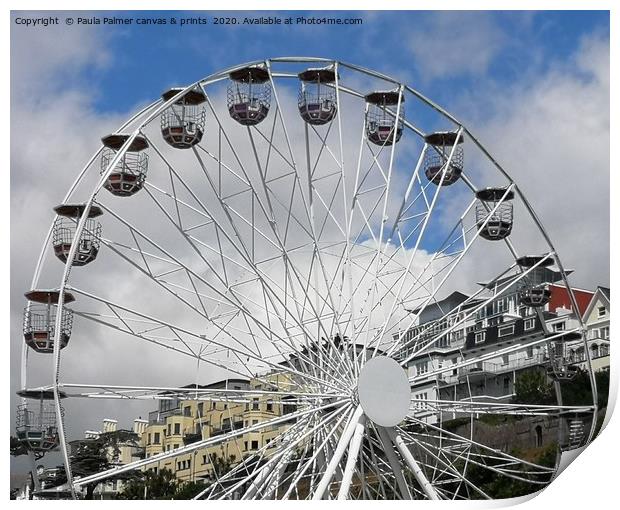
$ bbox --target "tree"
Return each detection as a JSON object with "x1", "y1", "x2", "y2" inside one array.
[
  {"x1": 173, "y1": 480, "x2": 207, "y2": 499},
  {"x1": 70, "y1": 430, "x2": 141, "y2": 499},
  {"x1": 562, "y1": 368, "x2": 609, "y2": 408},
  {"x1": 118, "y1": 468, "x2": 178, "y2": 500},
  {"x1": 10, "y1": 435, "x2": 29, "y2": 457},
  {"x1": 513, "y1": 369, "x2": 555, "y2": 405}
]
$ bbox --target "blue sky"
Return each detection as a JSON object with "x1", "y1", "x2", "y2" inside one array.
[{"x1": 21, "y1": 10, "x2": 607, "y2": 115}]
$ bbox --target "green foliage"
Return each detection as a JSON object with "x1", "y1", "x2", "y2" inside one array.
[
  {"x1": 117, "y1": 468, "x2": 178, "y2": 500},
  {"x1": 562, "y1": 368, "x2": 609, "y2": 408},
  {"x1": 70, "y1": 429, "x2": 141, "y2": 499},
  {"x1": 173, "y1": 480, "x2": 207, "y2": 499},
  {"x1": 513, "y1": 369, "x2": 555, "y2": 405},
  {"x1": 10, "y1": 435, "x2": 29, "y2": 457},
  {"x1": 454, "y1": 442, "x2": 558, "y2": 499}
]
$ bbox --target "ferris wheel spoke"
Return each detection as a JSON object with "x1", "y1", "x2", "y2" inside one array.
[
  {"x1": 415, "y1": 399, "x2": 594, "y2": 417},
  {"x1": 206, "y1": 414, "x2": 312, "y2": 499},
  {"x1": 188, "y1": 145, "x2": 349, "y2": 375},
  {"x1": 395, "y1": 426, "x2": 491, "y2": 499},
  {"x1": 404, "y1": 416, "x2": 556, "y2": 478},
  {"x1": 396, "y1": 251, "x2": 555, "y2": 363},
  {"x1": 264, "y1": 66, "x2": 358, "y2": 376},
  {"x1": 374, "y1": 425, "x2": 413, "y2": 499},
  {"x1": 73, "y1": 398, "x2": 347, "y2": 489},
  {"x1": 280, "y1": 405, "x2": 354, "y2": 499},
  {"x1": 409, "y1": 326, "x2": 577, "y2": 386},
  {"x1": 69, "y1": 288, "x2": 350, "y2": 393},
  {"x1": 244, "y1": 403, "x2": 346, "y2": 499},
  {"x1": 94, "y1": 203, "x2": 349, "y2": 385}
]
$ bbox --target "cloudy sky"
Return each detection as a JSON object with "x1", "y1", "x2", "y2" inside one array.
[{"x1": 10, "y1": 10, "x2": 609, "y2": 476}]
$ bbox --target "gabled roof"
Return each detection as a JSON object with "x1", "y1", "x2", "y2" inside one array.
[
  {"x1": 408, "y1": 291, "x2": 471, "y2": 315},
  {"x1": 599, "y1": 286, "x2": 610, "y2": 300},
  {"x1": 582, "y1": 285, "x2": 611, "y2": 320}
]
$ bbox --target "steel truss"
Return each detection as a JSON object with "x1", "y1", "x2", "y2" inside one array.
[{"x1": 19, "y1": 57, "x2": 597, "y2": 500}]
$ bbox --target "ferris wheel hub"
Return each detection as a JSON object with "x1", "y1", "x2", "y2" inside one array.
[{"x1": 357, "y1": 356, "x2": 411, "y2": 427}]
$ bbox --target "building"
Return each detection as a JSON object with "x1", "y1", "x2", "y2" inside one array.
[
  {"x1": 398, "y1": 263, "x2": 605, "y2": 425},
  {"x1": 141, "y1": 372, "x2": 295, "y2": 484},
  {"x1": 566, "y1": 286, "x2": 610, "y2": 371}
]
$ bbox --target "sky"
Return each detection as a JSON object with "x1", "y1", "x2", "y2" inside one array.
[{"x1": 9, "y1": 9, "x2": 610, "y2": 481}]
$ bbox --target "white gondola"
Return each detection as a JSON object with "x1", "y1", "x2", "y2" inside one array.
[
  {"x1": 23, "y1": 290, "x2": 75, "y2": 353},
  {"x1": 516, "y1": 256, "x2": 553, "y2": 307},
  {"x1": 101, "y1": 134, "x2": 149, "y2": 196},
  {"x1": 298, "y1": 67, "x2": 337, "y2": 125},
  {"x1": 424, "y1": 131, "x2": 463, "y2": 186},
  {"x1": 364, "y1": 90, "x2": 404, "y2": 146},
  {"x1": 227, "y1": 66, "x2": 271, "y2": 126},
  {"x1": 161, "y1": 88, "x2": 207, "y2": 149},
  {"x1": 475, "y1": 187, "x2": 514, "y2": 240},
  {"x1": 52, "y1": 204, "x2": 102, "y2": 266}
]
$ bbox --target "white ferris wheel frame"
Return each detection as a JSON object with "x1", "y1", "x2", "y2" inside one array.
[{"x1": 19, "y1": 56, "x2": 599, "y2": 500}]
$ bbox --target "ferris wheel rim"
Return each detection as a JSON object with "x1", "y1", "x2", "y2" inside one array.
[{"x1": 19, "y1": 56, "x2": 598, "y2": 500}]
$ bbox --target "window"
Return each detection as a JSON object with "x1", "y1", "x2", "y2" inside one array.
[
  {"x1": 524, "y1": 318, "x2": 536, "y2": 331},
  {"x1": 147, "y1": 433, "x2": 151, "y2": 445},
  {"x1": 501, "y1": 354, "x2": 509, "y2": 365},
  {"x1": 475, "y1": 331, "x2": 486, "y2": 344},
  {"x1": 251, "y1": 440, "x2": 259, "y2": 450},
  {"x1": 252, "y1": 398, "x2": 259, "y2": 411},
  {"x1": 197, "y1": 403, "x2": 204, "y2": 417},
  {"x1": 598, "y1": 306, "x2": 607, "y2": 319},
  {"x1": 174, "y1": 423, "x2": 180, "y2": 435},
  {"x1": 526, "y1": 346, "x2": 534, "y2": 359},
  {"x1": 416, "y1": 361, "x2": 428, "y2": 375},
  {"x1": 503, "y1": 377, "x2": 510, "y2": 391},
  {"x1": 244, "y1": 441, "x2": 248, "y2": 450},
  {"x1": 252, "y1": 419, "x2": 259, "y2": 425},
  {"x1": 494, "y1": 299, "x2": 506, "y2": 314},
  {"x1": 183, "y1": 406, "x2": 191, "y2": 417},
  {"x1": 167, "y1": 424, "x2": 171, "y2": 436},
  {"x1": 266, "y1": 400, "x2": 273, "y2": 412},
  {"x1": 535, "y1": 425, "x2": 543, "y2": 447},
  {"x1": 413, "y1": 393, "x2": 428, "y2": 411},
  {"x1": 153, "y1": 432, "x2": 160, "y2": 444},
  {"x1": 601, "y1": 326, "x2": 610, "y2": 339},
  {"x1": 498, "y1": 325, "x2": 514, "y2": 337},
  {"x1": 202, "y1": 455, "x2": 207, "y2": 465},
  {"x1": 553, "y1": 322, "x2": 565, "y2": 332},
  {"x1": 173, "y1": 444, "x2": 179, "y2": 449}
]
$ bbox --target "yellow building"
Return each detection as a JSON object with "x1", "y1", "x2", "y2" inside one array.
[{"x1": 141, "y1": 372, "x2": 295, "y2": 483}]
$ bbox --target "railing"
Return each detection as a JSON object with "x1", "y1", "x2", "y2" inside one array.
[{"x1": 458, "y1": 353, "x2": 547, "y2": 379}]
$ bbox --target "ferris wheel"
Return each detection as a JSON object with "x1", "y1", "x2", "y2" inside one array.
[{"x1": 16, "y1": 57, "x2": 599, "y2": 500}]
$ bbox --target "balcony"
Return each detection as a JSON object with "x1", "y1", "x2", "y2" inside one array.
[
  {"x1": 457, "y1": 353, "x2": 546, "y2": 381},
  {"x1": 458, "y1": 362, "x2": 497, "y2": 382}
]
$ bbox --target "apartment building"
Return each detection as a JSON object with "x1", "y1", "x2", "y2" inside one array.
[
  {"x1": 398, "y1": 263, "x2": 606, "y2": 424},
  {"x1": 141, "y1": 371, "x2": 295, "y2": 483}
]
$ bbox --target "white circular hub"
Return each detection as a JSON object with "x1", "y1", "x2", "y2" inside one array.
[{"x1": 357, "y1": 356, "x2": 411, "y2": 427}]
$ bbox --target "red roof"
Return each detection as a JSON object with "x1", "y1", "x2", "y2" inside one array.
[{"x1": 548, "y1": 284, "x2": 594, "y2": 316}]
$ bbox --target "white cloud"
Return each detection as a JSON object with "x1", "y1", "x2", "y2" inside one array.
[
  {"x1": 408, "y1": 12, "x2": 507, "y2": 82},
  {"x1": 464, "y1": 32, "x2": 610, "y2": 288}
]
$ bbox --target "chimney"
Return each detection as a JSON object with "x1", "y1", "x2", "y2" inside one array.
[
  {"x1": 133, "y1": 418, "x2": 148, "y2": 437},
  {"x1": 102, "y1": 419, "x2": 118, "y2": 433}
]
